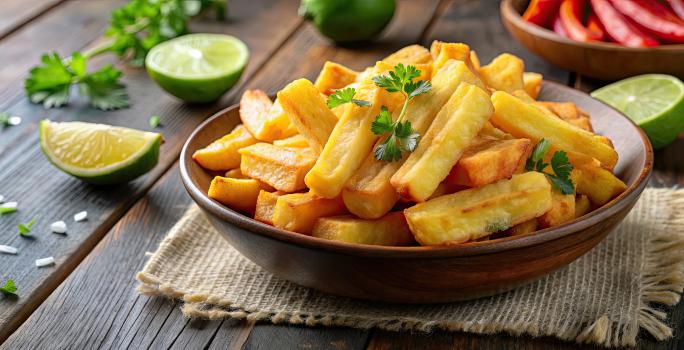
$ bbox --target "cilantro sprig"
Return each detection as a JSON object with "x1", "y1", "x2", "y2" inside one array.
[
  {"x1": 525, "y1": 139, "x2": 575, "y2": 194},
  {"x1": 326, "y1": 87, "x2": 372, "y2": 109},
  {"x1": 0, "y1": 279, "x2": 17, "y2": 296},
  {"x1": 18, "y1": 218, "x2": 36, "y2": 237},
  {"x1": 371, "y1": 64, "x2": 431, "y2": 162},
  {"x1": 24, "y1": 0, "x2": 226, "y2": 110}
]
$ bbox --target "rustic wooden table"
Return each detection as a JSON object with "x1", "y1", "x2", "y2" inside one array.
[{"x1": 0, "y1": 0, "x2": 682, "y2": 349}]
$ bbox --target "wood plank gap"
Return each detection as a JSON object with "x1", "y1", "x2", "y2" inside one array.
[
  {"x1": 202, "y1": 320, "x2": 226, "y2": 350},
  {"x1": 0, "y1": 0, "x2": 70, "y2": 41}
]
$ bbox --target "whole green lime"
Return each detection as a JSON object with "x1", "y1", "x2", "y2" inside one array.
[{"x1": 299, "y1": 0, "x2": 396, "y2": 44}]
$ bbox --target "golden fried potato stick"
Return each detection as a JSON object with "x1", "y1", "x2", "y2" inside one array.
[
  {"x1": 277, "y1": 79, "x2": 338, "y2": 154},
  {"x1": 254, "y1": 190, "x2": 285, "y2": 225},
  {"x1": 404, "y1": 172, "x2": 553, "y2": 245},
  {"x1": 312, "y1": 212, "x2": 415, "y2": 246},
  {"x1": 382, "y1": 44, "x2": 432, "y2": 65},
  {"x1": 479, "y1": 53, "x2": 525, "y2": 93},
  {"x1": 490, "y1": 91, "x2": 618, "y2": 170},
  {"x1": 446, "y1": 137, "x2": 532, "y2": 188},
  {"x1": 343, "y1": 60, "x2": 486, "y2": 218},
  {"x1": 507, "y1": 219, "x2": 538, "y2": 236},
  {"x1": 314, "y1": 61, "x2": 359, "y2": 95},
  {"x1": 429, "y1": 41, "x2": 478, "y2": 75},
  {"x1": 273, "y1": 134, "x2": 309, "y2": 148},
  {"x1": 523, "y1": 72, "x2": 543, "y2": 99},
  {"x1": 208, "y1": 176, "x2": 263, "y2": 213},
  {"x1": 192, "y1": 125, "x2": 257, "y2": 171},
  {"x1": 538, "y1": 190, "x2": 576, "y2": 228},
  {"x1": 239, "y1": 143, "x2": 317, "y2": 192},
  {"x1": 391, "y1": 82, "x2": 494, "y2": 202},
  {"x1": 575, "y1": 194, "x2": 592, "y2": 218},
  {"x1": 272, "y1": 192, "x2": 347, "y2": 234}
]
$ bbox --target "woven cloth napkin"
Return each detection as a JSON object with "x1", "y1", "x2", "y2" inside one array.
[{"x1": 136, "y1": 188, "x2": 684, "y2": 347}]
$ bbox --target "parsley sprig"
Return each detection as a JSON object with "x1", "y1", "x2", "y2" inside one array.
[
  {"x1": 326, "y1": 87, "x2": 372, "y2": 108},
  {"x1": 24, "y1": 0, "x2": 226, "y2": 110},
  {"x1": 0, "y1": 279, "x2": 17, "y2": 296},
  {"x1": 371, "y1": 64, "x2": 432, "y2": 162},
  {"x1": 525, "y1": 139, "x2": 574, "y2": 194},
  {"x1": 18, "y1": 218, "x2": 36, "y2": 237}
]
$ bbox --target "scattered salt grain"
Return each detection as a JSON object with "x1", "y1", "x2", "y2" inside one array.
[
  {"x1": 0, "y1": 245, "x2": 17, "y2": 255},
  {"x1": 73, "y1": 211, "x2": 87, "y2": 222},
  {"x1": 50, "y1": 221, "x2": 67, "y2": 234},
  {"x1": 35, "y1": 257, "x2": 55, "y2": 267},
  {"x1": 8, "y1": 116, "x2": 21, "y2": 126}
]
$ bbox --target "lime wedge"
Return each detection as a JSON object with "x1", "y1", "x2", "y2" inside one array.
[
  {"x1": 39, "y1": 120, "x2": 162, "y2": 184},
  {"x1": 146, "y1": 33, "x2": 249, "y2": 103},
  {"x1": 591, "y1": 74, "x2": 684, "y2": 149}
]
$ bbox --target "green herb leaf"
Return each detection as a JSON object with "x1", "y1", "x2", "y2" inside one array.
[
  {"x1": 374, "y1": 135, "x2": 403, "y2": 162},
  {"x1": 370, "y1": 107, "x2": 393, "y2": 135},
  {"x1": 0, "y1": 205, "x2": 17, "y2": 215},
  {"x1": 326, "y1": 87, "x2": 371, "y2": 109},
  {"x1": 0, "y1": 279, "x2": 17, "y2": 296},
  {"x1": 79, "y1": 65, "x2": 130, "y2": 110},
  {"x1": 24, "y1": 52, "x2": 73, "y2": 109},
  {"x1": 394, "y1": 121, "x2": 419, "y2": 152},
  {"x1": 18, "y1": 218, "x2": 36, "y2": 237},
  {"x1": 0, "y1": 112, "x2": 10, "y2": 127},
  {"x1": 485, "y1": 220, "x2": 511, "y2": 233},
  {"x1": 406, "y1": 80, "x2": 432, "y2": 98},
  {"x1": 149, "y1": 115, "x2": 161, "y2": 128},
  {"x1": 525, "y1": 139, "x2": 574, "y2": 194}
]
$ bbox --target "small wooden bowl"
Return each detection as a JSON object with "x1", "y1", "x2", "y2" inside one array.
[
  {"x1": 501, "y1": 0, "x2": 684, "y2": 80},
  {"x1": 180, "y1": 82, "x2": 653, "y2": 303}
]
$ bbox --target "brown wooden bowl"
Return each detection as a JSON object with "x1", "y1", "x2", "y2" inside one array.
[
  {"x1": 501, "y1": 0, "x2": 684, "y2": 80},
  {"x1": 179, "y1": 81, "x2": 653, "y2": 303}
]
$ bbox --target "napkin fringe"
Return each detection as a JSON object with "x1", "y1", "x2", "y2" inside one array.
[{"x1": 135, "y1": 189, "x2": 684, "y2": 347}]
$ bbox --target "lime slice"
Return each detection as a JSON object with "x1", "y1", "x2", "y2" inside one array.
[
  {"x1": 591, "y1": 74, "x2": 684, "y2": 149},
  {"x1": 146, "y1": 33, "x2": 249, "y2": 103},
  {"x1": 39, "y1": 120, "x2": 162, "y2": 185}
]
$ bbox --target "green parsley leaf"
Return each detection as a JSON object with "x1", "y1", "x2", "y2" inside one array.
[
  {"x1": 0, "y1": 279, "x2": 17, "y2": 296},
  {"x1": 406, "y1": 80, "x2": 432, "y2": 98},
  {"x1": 18, "y1": 218, "x2": 36, "y2": 237},
  {"x1": 525, "y1": 139, "x2": 574, "y2": 194},
  {"x1": 394, "y1": 121, "x2": 419, "y2": 152},
  {"x1": 374, "y1": 135, "x2": 403, "y2": 162},
  {"x1": 485, "y1": 220, "x2": 511, "y2": 233},
  {"x1": 0, "y1": 112, "x2": 10, "y2": 127},
  {"x1": 24, "y1": 52, "x2": 73, "y2": 109},
  {"x1": 370, "y1": 107, "x2": 393, "y2": 135},
  {"x1": 79, "y1": 65, "x2": 130, "y2": 110},
  {"x1": 326, "y1": 87, "x2": 371, "y2": 109},
  {"x1": 149, "y1": 115, "x2": 161, "y2": 128},
  {"x1": 0, "y1": 204, "x2": 17, "y2": 215}
]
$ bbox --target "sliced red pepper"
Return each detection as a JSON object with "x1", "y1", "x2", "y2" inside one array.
[
  {"x1": 610, "y1": 0, "x2": 684, "y2": 43},
  {"x1": 644, "y1": 0, "x2": 684, "y2": 24},
  {"x1": 590, "y1": 0, "x2": 659, "y2": 47},
  {"x1": 523, "y1": 0, "x2": 562, "y2": 27},
  {"x1": 553, "y1": 12, "x2": 568, "y2": 37},
  {"x1": 669, "y1": 0, "x2": 684, "y2": 21},
  {"x1": 586, "y1": 12, "x2": 607, "y2": 41},
  {"x1": 559, "y1": 0, "x2": 603, "y2": 41}
]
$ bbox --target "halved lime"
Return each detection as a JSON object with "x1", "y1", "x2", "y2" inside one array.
[
  {"x1": 591, "y1": 74, "x2": 684, "y2": 149},
  {"x1": 146, "y1": 33, "x2": 249, "y2": 103},
  {"x1": 39, "y1": 120, "x2": 162, "y2": 185}
]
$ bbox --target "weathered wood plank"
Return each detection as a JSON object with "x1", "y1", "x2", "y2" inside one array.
[
  {"x1": 0, "y1": 0, "x2": 302, "y2": 343},
  {"x1": 0, "y1": 0, "x2": 68, "y2": 40},
  {"x1": 243, "y1": 324, "x2": 370, "y2": 350}
]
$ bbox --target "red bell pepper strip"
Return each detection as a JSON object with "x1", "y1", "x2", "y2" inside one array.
[
  {"x1": 559, "y1": 0, "x2": 603, "y2": 41},
  {"x1": 644, "y1": 0, "x2": 684, "y2": 24},
  {"x1": 586, "y1": 12, "x2": 607, "y2": 41},
  {"x1": 669, "y1": 0, "x2": 684, "y2": 21},
  {"x1": 610, "y1": 0, "x2": 684, "y2": 43},
  {"x1": 590, "y1": 0, "x2": 659, "y2": 47},
  {"x1": 553, "y1": 12, "x2": 568, "y2": 37},
  {"x1": 523, "y1": 0, "x2": 561, "y2": 27}
]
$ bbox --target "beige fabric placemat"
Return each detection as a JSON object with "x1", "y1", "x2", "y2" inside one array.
[{"x1": 137, "y1": 188, "x2": 684, "y2": 347}]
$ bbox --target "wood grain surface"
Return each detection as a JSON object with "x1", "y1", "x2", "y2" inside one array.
[{"x1": 0, "y1": 0, "x2": 682, "y2": 349}]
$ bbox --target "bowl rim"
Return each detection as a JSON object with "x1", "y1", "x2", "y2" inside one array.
[
  {"x1": 500, "y1": 0, "x2": 684, "y2": 52},
  {"x1": 180, "y1": 81, "x2": 653, "y2": 259}
]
